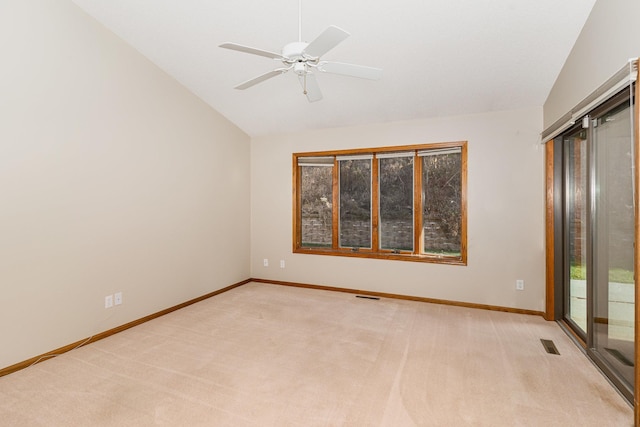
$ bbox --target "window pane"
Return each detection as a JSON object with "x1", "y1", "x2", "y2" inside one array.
[
  {"x1": 379, "y1": 156, "x2": 414, "y2": 251},
  {"x1": 339, "y1": 159, "x2": 372, "y2": 248},
  {"x1": 300, "y1": 165, "x2": 333, "y2": 247},
  {"x1": 422, "y1": 153, "x2": 461, "y2": 256}
]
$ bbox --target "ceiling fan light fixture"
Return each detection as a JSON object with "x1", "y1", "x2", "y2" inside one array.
[{"x1": 293, "y1": 62, "x2": 307, "y2": 75}]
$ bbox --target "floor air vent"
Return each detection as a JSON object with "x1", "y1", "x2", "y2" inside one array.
[
  {"x1": 355, "y1": 295, "x2": 380, "y2": 300},
  {"x1": 540, "y1": 339, "x2": 560, "y2": 355}
]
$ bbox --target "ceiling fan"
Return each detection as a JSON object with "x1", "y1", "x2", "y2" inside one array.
[{"x1": 219, "y1": 4, "x2": 382, "y2": 102}]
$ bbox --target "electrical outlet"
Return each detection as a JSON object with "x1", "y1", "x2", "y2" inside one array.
[
  {"x1": 280, "y1": 260, "x2": 285, "y2": 268},
  {"x1": 105, "y1": 295, "x2": 113, "y2": 308},
  {"x1": 516, "y1": 280, "x2": 524, "y2": 291},
  {"x1": 263, "y1": 259, "x2": 269, "y2": 267},
  {"x1": 114, "y1": 292, "x2": 122, "y2": 306}
]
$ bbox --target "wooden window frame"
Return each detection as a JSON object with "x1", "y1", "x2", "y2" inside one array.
[{"x1": 293, "y1": 141, "x2": 468, "y2": 265}]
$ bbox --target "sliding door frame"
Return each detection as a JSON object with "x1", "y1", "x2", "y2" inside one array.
[
  {"x1": 634, "y1": 71, "x2": 639, "y2": 427},
  {"x1": 545, "y1": 139, "x2": 564, "y2": 322},
  {"x1": 545, "y1": 66, "x2": 638, "y2": 421}
]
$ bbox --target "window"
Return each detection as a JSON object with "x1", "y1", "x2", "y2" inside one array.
[
  {"x1": 420, "y1": 148, "x2": 463, "y2": 257},
  {"x1": 378, "y1": 152, "x2": 414, "y2": 252},
  {"x1": 338, "y1": 155, "x2": 372, "y2": 249},
  {"x1": 299, "y1": 157, "x2": 333, "y2": 248},
  {"x1": 294, "y1": 142, "x2": 467, "y2": 264}
]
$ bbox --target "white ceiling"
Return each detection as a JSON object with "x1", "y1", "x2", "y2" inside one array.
[{"x1": 71, "y1": 0, "x2": 596, "y2": 137}]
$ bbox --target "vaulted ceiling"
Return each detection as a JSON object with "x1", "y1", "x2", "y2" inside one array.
[{"x1": 71, "y1": 0, "x2": 596, "y2": 137}]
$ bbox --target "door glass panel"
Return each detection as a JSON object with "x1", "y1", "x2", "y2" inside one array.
[
  {"x1": 592, "y1": 101, "x2": 635, "y2": 388},
  {"x1": 564, "y1": 130, "x2": 588, "y2": 335}
]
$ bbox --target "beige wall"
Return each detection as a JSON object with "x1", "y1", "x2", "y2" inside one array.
[
  {"x1": 251, "y1": 107, "x2": 545, "y2": 312},
  {"x1": 544, "y1": 0, "x2": 640, "y2": 127},
  {"x1": 0, "y1": 0, "x2": 250, "y2": 369}
]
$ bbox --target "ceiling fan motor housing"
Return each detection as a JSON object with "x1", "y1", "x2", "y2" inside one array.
[
  {"x1": 282, "y1": 41, "x2": 318, "y2": 75},
  {"x1": 282, "y1": 42, "x2": 309, "y2": 61}
]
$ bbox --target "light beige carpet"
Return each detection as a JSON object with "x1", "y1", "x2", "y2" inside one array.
[{"x1": 0, "y1": 282, "x2": 633, "y2": 426}]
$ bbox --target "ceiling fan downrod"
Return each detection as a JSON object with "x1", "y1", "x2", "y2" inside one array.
[{"x1": 298, "y1": 0, "x2": 302, "y2": 43}]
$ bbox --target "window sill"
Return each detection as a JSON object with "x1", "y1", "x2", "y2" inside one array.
[{"x1": 293, "y1": 247, "x2": 466, "y2": 266}]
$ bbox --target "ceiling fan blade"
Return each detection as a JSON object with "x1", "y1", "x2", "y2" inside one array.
[
  {"x1": 235, "y1": 68, "x2": 289, "y2": 90},
  {"x1": 219, "y1": 43, "x2": 284, "y2": 60},
  {"x1": 303, "y1": 25, "x2": 350, "y2": 58},
  {"x1": 317, "y1": 61, "x2": 383, "y2": 80},
  {"x1": 298, "y1": 73, "x2": 323, "y2": 102}
]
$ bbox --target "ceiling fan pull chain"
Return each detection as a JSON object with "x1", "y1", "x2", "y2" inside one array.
[{"x1": 303, "y1": 71, "x2": 308, "y2": 95}]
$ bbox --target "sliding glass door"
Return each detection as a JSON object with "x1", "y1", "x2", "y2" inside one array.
[
  {"x1": 560, "y1": 88, "x2": 635, "y2": 400},
  {"x1": 591, "y1": 99, "x2": 635, "y2": 390}
]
